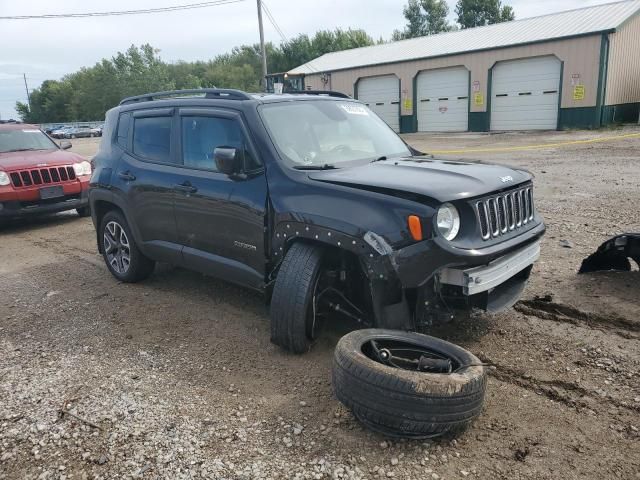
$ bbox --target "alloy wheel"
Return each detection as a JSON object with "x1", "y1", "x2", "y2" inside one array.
[{"x1": 103, "y1": 221, "x2": 131, "y2": 274}]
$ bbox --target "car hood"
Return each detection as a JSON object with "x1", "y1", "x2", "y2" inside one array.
[
  {"x1": 0, "y1": 149, "x2": 85, "y2": 171},
  {"x1": 307, "y1": 157, "x2": 532, "y2": 203}
]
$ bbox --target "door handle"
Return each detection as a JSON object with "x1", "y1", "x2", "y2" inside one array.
[
  {"x1": 118, "y1": 171, "x2": 136, "y2": 181},
  {"x1": 174, "y1": 181, "x2": 198, "y2": 194}
]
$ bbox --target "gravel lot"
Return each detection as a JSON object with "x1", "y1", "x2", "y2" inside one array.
[{"x1": 1, "y1": 128, "x2": 639, "y2": 480}]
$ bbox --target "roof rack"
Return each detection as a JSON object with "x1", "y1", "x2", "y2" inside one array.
[
  {"x1": 119, "y1": 88, "x2": 252, "y2": 105},
  {"x1": 286, "y1": 90, "x2": 351, "y2": 99}
]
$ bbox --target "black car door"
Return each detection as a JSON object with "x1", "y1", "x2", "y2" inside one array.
[
  {"x1": 112, "y1": 108, "x2": 182, "y2": 264},
  {"x1": 173, "y1": 108, "x2": 268, "y2": 290}
]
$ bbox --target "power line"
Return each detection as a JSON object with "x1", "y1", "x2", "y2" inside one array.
[
  {"x1": 0, "y1": 0, "x2": 245, "y2": 20},
  {"x1": 261, "y1": 0, "x2": 320, "y2": 74},
  {"x1": 261, "y1": 1, "x2": 287, "y2": 43}
]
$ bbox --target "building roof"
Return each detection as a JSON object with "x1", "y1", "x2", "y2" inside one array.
[{"x1": 289, "y1": 0, "x2": 640, "y2": 75}]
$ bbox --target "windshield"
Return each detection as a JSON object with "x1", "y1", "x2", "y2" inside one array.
[
  {"x1": 0, "y1": 128, "x2": 58, "y2": 153},
  {"x1": 259, "y1": 100, "x2": 411, "y2": 167}
]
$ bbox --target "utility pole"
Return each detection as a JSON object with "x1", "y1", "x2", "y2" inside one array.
[
  {"x1": 23, "y1": 73, "x2": 31, "y2": 111},
  {"x1": 256, "y1": 0, "x2": 268, "y2": 91}
]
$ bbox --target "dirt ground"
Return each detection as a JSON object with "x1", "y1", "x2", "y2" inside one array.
[{"x1": 1, "y1": 128, "x2": 638, "y2": 480}]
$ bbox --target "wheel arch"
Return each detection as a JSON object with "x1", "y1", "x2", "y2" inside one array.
[{"x1": 90, "y1": 190, "x2": 143, "y2": 254}]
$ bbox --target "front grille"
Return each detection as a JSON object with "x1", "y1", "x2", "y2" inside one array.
[
  {"x1": 9, "y1": 166, "x2": 76, "y2": 188},
  {"x1": 475, "y1": 185, "x2": 535, "y2": 240}
]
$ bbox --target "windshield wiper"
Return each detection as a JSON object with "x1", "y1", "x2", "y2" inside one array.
[
  {"x1": 7, "y1": 148, "x2": 38, "y2": 152},
  {"x1": 293, "y1": 164, "x2": 338, "y2": 170},
  {"x1": 370, "y1": 156, "x2": 388, "y2": 163}
]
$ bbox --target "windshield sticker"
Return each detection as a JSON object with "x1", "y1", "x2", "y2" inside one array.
[
  {"x1": 339, "y1": 103, "x2": 369, "y2": 116},
  {"x1": 22, "y1": 129, "x2": 41, "y2": 133}
]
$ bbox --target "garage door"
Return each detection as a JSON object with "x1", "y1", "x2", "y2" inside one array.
[
  {"x1": 357, "y1": 76, "x2": 400, "y2": 132},
  {"x1": 417, "y1": 67, "x2": 469, "y2": 132},
  {"x1": 490, "y1": 56, "x2": 561, "y2": 131}
]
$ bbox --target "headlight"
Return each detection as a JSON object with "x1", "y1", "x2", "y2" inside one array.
[
  {"x1": 73, "y1": 161, "x2": 92, "y2": 176},
  {"x1": 0, "y1": 171, "x2": 10, "y2": 186},
  {"x1": 436, "y1": 203, "x2": 460, "y2": 241}
]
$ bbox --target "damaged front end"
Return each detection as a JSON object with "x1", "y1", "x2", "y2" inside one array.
[
  {"x1": 579, "y1": 233, "x2": 640, "y2": 273},
  {"x1": 361, "y1": 223, "x2": 545, "y2": 331}
]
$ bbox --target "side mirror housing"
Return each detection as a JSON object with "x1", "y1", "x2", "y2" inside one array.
[
  {"x1": 60, "y1": 141, "x2": 72, "y2": 150},
  {"x1": 214, "y1": 147, "x2": 243, "y2": 176}
]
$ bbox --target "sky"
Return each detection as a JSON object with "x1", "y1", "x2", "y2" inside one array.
[{"x1": 0, "y1": 0, "x2": 619, "y2": 119}]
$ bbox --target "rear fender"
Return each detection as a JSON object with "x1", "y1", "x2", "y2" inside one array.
[{"x1": 89, "y1": 188, "x2": 145, "y2": 254}]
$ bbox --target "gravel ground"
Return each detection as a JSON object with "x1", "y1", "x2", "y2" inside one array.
[{"x1": 1, "y1": 129, "x2": 639, "y2": 480}]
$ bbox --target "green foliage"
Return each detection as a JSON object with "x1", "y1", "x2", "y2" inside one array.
[
  {"x1": 393, "y1": 0, "x2": 451, "y2": 40},
  {"x1": 455, "y1": 0, "x2": 515, "y2": 29},
  {"x1": 17, "y1": 29, "x2": 375, "y2": 123}
]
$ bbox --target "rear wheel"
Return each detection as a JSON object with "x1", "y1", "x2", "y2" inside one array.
[{"x1": 99, "y1": 210, "x2": 155, "y2": 283}]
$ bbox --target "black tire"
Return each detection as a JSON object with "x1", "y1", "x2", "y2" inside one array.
[
  {"x1": 76, "y1": 206, "x2": 91, "y2": 217},
  {"x1": 270, "y1": 242, "x2": 324, "y2": 354},
  {"x1": 99, "y1": 210, "x2": 155, "y2": 283},
  {"x1": 333, "y1": 329, "x2": 486, "y2": 439}
]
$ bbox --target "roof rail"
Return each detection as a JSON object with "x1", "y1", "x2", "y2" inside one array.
[
  {"x1": 119, "y1": 88, "x2": 252, "y2": 105},
  {"x1": 286, "y1": 90, "x2": 351, "y2": 99}
]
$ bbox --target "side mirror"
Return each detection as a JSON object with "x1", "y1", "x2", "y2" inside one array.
[
  {"x1": 60, "y1": 141, "x2": 72, "y2": 150},
  {"x1": 214, "y1": 147, "x2": 243, "y2": 175}
]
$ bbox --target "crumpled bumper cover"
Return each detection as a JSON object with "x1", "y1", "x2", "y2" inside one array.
[{"x1": 579, "y1": 233, "x2": 640, "y2": 273}]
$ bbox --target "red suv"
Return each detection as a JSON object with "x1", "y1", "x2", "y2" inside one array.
[{"x1": 0, "y1": 123, "x2": 91, "y2": 223}]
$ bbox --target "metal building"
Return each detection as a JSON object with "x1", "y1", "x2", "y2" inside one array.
[{"x1": 288, "y1": 0, "x2": 640, "y2": 132}]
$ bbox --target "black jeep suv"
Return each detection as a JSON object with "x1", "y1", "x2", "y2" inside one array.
[{"x1": 90, "y1": 88, "x2": 545, "y2": 353}]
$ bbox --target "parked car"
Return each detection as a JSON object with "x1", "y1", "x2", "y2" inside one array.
[
  {"x1": 0, "y1": 124, "x2": 91, "y2": 222},
  {"x1": 50, "y1": 126, "x2": 71, "y2": 139},
  {"x1": 90, "y1": 125, "x2": 103, "y2": 137},
  {"x1": 64, "y1": 126, "x2": 93, "y2": 139},
  {"x1": 45, "y1": 125, "x2": 63, "y2": 135},
  {"x1": 89, "y1": 88, "x2": 545, "y2": 353}
]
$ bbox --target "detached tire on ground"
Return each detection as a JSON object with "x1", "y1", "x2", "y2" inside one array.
[{"x1": 333, "y1": 329, "x2": 486, "y2": 439}]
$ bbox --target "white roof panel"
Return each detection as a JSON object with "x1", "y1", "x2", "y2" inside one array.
[{"x1": 289, "y1": 0, "x2": 640, "y2": 75}]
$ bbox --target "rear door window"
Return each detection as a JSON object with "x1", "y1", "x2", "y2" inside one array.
[{"x1": 132, "y1": 116, "x2": 172, "y2": 163}]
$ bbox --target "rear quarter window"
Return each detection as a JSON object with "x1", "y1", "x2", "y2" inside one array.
[{"x1": 116, "y1": 113, "x2": 131, "y2": 148}]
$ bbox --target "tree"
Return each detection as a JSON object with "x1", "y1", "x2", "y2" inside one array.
[
  {"x1": 14, "y1": 30, "x2": 376, "y2": 123},
  {"x1": 393, "y1": 0, "x2": 451, "y2": 41},
  {"x1": 455, "y1": 0, "x2": 515, "y2": 29}
]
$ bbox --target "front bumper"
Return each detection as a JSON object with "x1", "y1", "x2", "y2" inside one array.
[
  {"x1": 363, "y1": 222, "x2": 545, "y2": 326},
  {"x1": 386, "y1": 221, "x2": 545, "y2": 289},
  {"x1": 439, "y1": 241, "x2": 540, "y2": 296},
  {"x1": 0, "y1": 186, "x2": 89, "y2": 218}
]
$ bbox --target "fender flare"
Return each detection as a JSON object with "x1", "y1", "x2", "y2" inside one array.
[
  {"x1": 89, "y1": 189, "x2": 145, "y2": 254},
  {"x1": 271, "y1": 218, "x2": 398, "y2": 283}
]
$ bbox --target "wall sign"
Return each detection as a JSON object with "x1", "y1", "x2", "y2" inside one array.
[
  {"x1": 573, "y1": 85, "x2": 585, "y2": 101},
  {"x1": 472, "y1": 80, "x2": 480, "y2": 92},
  {"x1": 571, "y1": 73, "x2": 581, "y2": 86},
  {"x1": 403, "y1": 98, "x2": 413, "y2": 110},
  {"x1": 474, "y1": 92, "x2": 484, "y2": 106}
]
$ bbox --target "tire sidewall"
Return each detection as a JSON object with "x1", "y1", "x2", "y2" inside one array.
[{"x1": 335, "y1": 329, "x2": 484, "y2": 396}]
